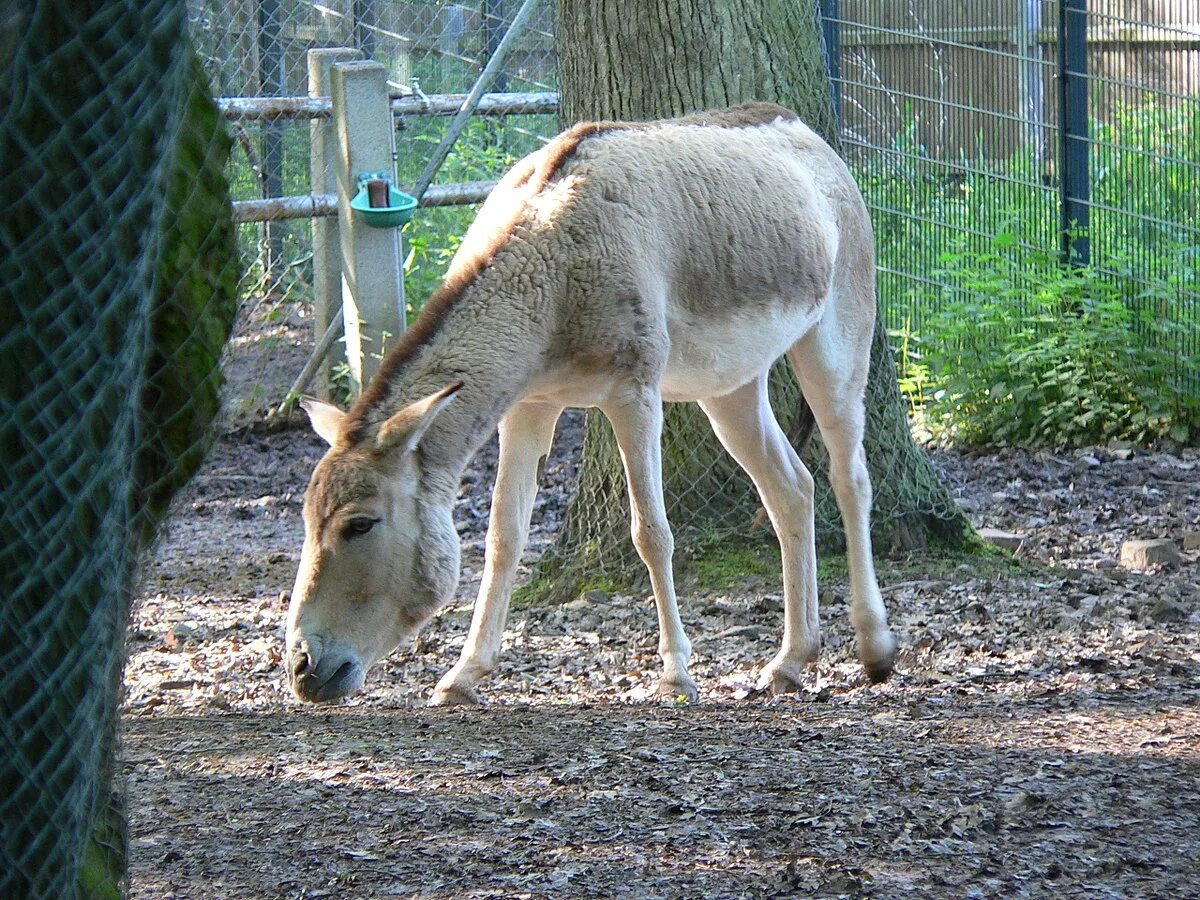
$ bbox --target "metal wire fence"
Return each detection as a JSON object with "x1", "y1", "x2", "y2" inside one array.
[
  {"x1": 187, "y1": 0, "x2": 559, "y2": 418},
  {"x1": 2, "y1": 3, "x2": 238, "y2": 895},
  {"x1": 190, "y1": 0, "x2": 1198, "y2": 425},
  {"x1": 825, "y1": 0, "x2": 1200, "y2": 402},
  {"x1": 183, "y1": 0, "x2": 1198, "y2": 577}
]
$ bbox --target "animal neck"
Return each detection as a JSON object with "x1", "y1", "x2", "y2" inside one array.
[{"x1": 360, "y1": 270, "x2": 554, "y2": 502}]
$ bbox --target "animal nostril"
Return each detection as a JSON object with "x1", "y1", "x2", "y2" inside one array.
[{"x1": 291, "y1": 642, "x2": 313, "y2": 679}]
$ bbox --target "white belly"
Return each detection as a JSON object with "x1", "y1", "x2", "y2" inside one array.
[
  {"x1": 659, "y1": 301, "x2": 820, "y2": 401},
  {"x1": 521, "y1": 299, "x2": 822, "y2": 409}
]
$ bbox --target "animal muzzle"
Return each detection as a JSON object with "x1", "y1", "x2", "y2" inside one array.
[{"x1": 288, "y1": 638, "x2": 366, "y2": 703}]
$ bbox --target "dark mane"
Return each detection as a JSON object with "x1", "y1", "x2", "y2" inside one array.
[
  {"x1": 341, "y1": 103, "x2": 799, "y2": 443},
  {"x1": 668, "y1": 101, "x2": 798, "y2": 128},
  {"x1": 342, "y1": 120, "x2": 630, "y2": 442}
]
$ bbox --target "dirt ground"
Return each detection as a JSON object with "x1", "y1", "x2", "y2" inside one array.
[{"x1": 123, "y1": 325, "x2": 1200, "y2": 897}]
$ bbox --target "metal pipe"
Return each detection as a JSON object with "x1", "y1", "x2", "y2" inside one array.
[
  {"x1": 217, "y1": 96, "x2": 333, "y2": 120},
  {"x1": 1057, "y1": 0, "x2": 1090, "y2": 265},
  {"x1": 353, "y1": 0, "x2": 376, "y2": 59},
  {"x1": 257, "y1": 0, "x2": 286, "y2": 278},
  {"x1": 411, "y1": 0, "x2": 543, "y2": 203},
  {"x1": 232, "y1": 194, "x2": 337, "y2": 223},
  {"x1": 819, "y1": 0, "x2": 842, "y2": 134},
  {"x1": 217, "y1": 91, "x2": 558, "y2": 122},
  {"x1": 484, "y1": 0, "x2": 511, "y2": 94},
  {"x1": 419, "y1": 180, "x2": 498, "y2": 206},
  {"x1": 232, "y1": 182, "x2": 498, "y2": 224},
  {"x1": 277, "y1": 304, "x2": 347, "y2": 417},
  {"x1": 1018, "y1": 0, "x2": 1046, "y2": 166},
  {"x1": 392, "y1": 91, "x2": 558, "y2": 118}
]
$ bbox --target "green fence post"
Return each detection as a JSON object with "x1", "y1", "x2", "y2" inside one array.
[
  {"x1": 818, "y1": 0, "x2": 842, "y2": 134},
  {"x1": 1058, "y1": 0, "x2": 1090, "y2": 264}
]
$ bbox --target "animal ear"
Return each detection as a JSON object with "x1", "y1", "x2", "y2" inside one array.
[
  {"x1": 374, "y1": 381, "x2": 464, "y2": 456},
  {"x1": 300, "y1": 397, "x2": 347, "y2": 446}
]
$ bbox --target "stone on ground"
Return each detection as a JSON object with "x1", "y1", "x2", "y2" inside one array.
[
  {"x1": 978, "y1": 528, "x2": 1025, "y2": 552},
  {"x1": 1120, "y1": 539, "x2": 1181, "y2": 570}
]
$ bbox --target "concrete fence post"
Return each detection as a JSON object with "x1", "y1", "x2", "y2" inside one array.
[
  {"x1": 330, "y1": 58, "x2": 405, "y2": 393},
  {"x1": 308, "y1": 48, "x2": 362, "y2": 398}
]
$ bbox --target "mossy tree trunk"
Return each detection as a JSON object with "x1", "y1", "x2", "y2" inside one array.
[
  {"x1": 0, "y1": 5, "x2": 237, "y2": 894},
  {"x1": 544, "y1": 0, "x2": 974, "y2": 596}
]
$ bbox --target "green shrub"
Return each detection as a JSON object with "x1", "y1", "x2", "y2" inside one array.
[
  {"x1": 914, "y1": 235, "x2": 1199, "y2": 448},
  {"x1": 863, "y1": 99, "x2": 1199, "y2": 449},
  {"x1": 397, "y1": 117, "x2": 536, "y2": 307}
]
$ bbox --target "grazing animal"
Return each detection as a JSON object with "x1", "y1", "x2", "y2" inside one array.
[{"x1": 285, "y1": 103, "x2": 897, "y2": 704}]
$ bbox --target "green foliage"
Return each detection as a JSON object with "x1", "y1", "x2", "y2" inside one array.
[
  {"x1": 888, "y1": 317, "x2": 934, "y2": 419},
  {"x1": 916, "y1": 235, "x2": 1199, "y2": 448},
  {"x1": 1092, "y1": 100, "x2": 1200, "y2": 251},
  {"x1": 78, "y1": 784, "x2": 123, "y2": 900},
  {"x1": 864, "y1": 100, "x2": 1199, "y2": 449}
]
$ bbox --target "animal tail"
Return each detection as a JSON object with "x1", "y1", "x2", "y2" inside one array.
[{"x1": 788, "y1": 391, "x2": 816, "y2": 455}]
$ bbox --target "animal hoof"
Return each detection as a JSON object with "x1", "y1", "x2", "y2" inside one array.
[
  {"x1": 429, "y1": 681, "x2": 482, "y2": 706},
  {"x1": 860, "y1": 632, "x2": 898, "y2": 684},
  {"x1": 757, "y1": 647, "x2": 816, "y2": 694},
  {"x1": 762, "y1": 663, "x2": 806, "y2": 694},
  {"x1": 655, "y1": 675, "x2": 699, "y2": 703}
]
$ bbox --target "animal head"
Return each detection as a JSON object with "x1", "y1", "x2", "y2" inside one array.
[{"x1": 285, "y1": 383, "x2": 462, "y2": 703}]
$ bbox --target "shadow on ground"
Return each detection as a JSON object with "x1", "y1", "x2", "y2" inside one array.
[{"x1": 126, "y1": 684, "x2": 1200, "y2": 899}]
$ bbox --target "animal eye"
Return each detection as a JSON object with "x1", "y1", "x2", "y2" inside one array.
[{"x1": 342, "y1": 517, "x2": 379, "y2": 540}]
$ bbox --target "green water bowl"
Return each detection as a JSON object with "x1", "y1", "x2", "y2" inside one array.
[{"x1": 350, "y1": 186, "x2": 418, "y2": 228}]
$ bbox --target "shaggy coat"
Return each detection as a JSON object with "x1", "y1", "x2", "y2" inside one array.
[{"x1": 286, "y1": 103, "x2": 896, "y2": 705}]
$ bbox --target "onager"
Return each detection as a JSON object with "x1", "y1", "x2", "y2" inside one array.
[{"x1": 286, "y1": 103, "x2": 897, "y2": 704}]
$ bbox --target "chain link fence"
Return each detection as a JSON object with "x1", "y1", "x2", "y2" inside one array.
[
  {"x1": 184, "y1": 0, "x2": 1197, "y2": 578},
  {"x1": 186, "y1": 0, "x2": 559, "y2": 420},
  {"x1": 535, "y1": 0, "x2": 975, "y2": 600},
  {"x1": 1, "y1": 2, "x2": 238, "y2": 895},
  {"x1": 183, "y1": 1, "x2": 975, "y2": 584}
]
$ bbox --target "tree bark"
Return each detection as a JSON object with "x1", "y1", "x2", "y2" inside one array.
[
  {"x1": 543, "y1": 0, "x2": 973, "y2": 595},
  {"x1": 0, "y1": 6, "x2": 237, "y2": 896}
]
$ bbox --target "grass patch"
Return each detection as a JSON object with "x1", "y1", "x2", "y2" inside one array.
[
  {"x1": 511, "y1": 526, "x2": 1019, "y2": 608},
  {"x1": 683, "y1": 539, "x2": 783, "y2": 590},
  {"x1": 878, "y1": 540, "x2": 1025, "y2": 586},
  {"x1": 511, "y1": 570, "x2": 625, "y2": 610}
]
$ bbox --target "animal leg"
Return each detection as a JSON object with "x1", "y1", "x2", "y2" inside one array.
[
  {"x1": 602, "y1": 386, "x2": 697, "y2": 702},
  {"x1": 431, "y1": 401, "x2": 561, "y2": 705},
  {"x1": 699, "y1": 377, "x2": 820, "y2": 693},
  {"x1": 787, "y1": 332, "x2": 897, "y2": 683}
]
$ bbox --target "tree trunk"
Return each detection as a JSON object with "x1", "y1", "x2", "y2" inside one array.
[
  {"x1": 542, "y1": 0, "x2": 973, "y2": 596},
  {"x1": 0, "y1": 6, "x2": 237, "y2": 896}
]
